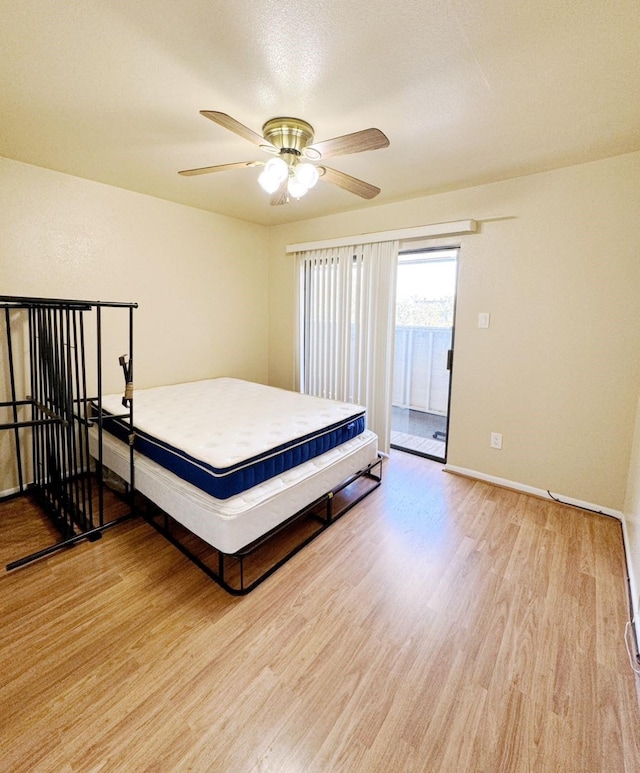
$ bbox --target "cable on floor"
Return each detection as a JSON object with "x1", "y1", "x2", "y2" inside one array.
[{"x1": 547, "y1": 489, "x2": 640, "y2": 671}]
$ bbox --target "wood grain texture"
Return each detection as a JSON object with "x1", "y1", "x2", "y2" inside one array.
[{"x1": 1, "y1": 452, "x2": 639, "y2": 772}]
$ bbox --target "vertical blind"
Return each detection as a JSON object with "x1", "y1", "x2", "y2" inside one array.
[{"x1": 297, "y1": 240, "x2": 399, "y2": 453}]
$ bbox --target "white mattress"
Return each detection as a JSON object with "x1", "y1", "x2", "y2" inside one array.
[
  {"x1": 90, "y1": 427, "x2": 379, "y2": 554},
  {"x1": 99, "y1": 377, "x2": 365, "y2": 469},
  {"x1": 97, "y1": 378, "x2": 366, "y2": 499}
]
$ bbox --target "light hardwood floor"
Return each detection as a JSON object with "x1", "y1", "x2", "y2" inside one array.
[{"x1": 1, "y1": 452, "x2": 639, "y2": 772}]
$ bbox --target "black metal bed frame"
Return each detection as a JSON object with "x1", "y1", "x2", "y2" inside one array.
[
  {"x1": 0, "y1": 295, "x2": 137, "y2": 570},
  {"x1": 141, "y1": 454, "x2": 383, "y2": 595},
  {"x1": 1, "y1": 294, "x2": 383, "y2": 594}
]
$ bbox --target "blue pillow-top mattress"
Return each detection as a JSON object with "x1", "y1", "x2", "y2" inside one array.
[{"x1": 96, "y1": 378, "x2": 366, "y2": 499}]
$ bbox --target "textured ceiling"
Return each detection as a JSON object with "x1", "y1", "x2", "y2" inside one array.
[{"x1": 2, "y1": 0, "x2": 639, "y2": 227}]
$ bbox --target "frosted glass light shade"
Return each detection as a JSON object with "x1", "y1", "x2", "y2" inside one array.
[
  {"x1": 287, "y1": 175, "x2": 308, "y2": 199},
  {"x1": 258, "y1": 157, "x2": 288, "y2": 193},
  {"x1": 295, "y1": 162, "x2": 319, "y2": 189}
]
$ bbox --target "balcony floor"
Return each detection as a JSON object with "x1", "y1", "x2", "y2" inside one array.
[{"x1": 391, "y1": 407, "x2": 447, "y2": 458}]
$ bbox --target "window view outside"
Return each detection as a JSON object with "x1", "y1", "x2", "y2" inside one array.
[{"x1": 395, "y1": 257, "x2": 455, "y2": 327}]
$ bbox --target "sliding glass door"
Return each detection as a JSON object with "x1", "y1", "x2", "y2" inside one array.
[{"x1": 391, "y1": 248, "x2": 458, "y2": 462}]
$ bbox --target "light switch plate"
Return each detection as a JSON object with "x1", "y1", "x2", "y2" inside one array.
[{"x1": 478, "y1": 312, "x2": 490, "y2": 329}]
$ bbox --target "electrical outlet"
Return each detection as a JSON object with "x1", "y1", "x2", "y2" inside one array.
[{"x1": 490, "y1": 432, "x2": 502, "y2": 449}]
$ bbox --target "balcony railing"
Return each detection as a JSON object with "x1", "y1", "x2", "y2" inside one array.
[{"x1": 392, "y1": 326, "x2": 452, "y2": 415}]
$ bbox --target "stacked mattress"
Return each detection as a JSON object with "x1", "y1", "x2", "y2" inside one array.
[
  {"x1": 97, "y1": 378, "x2": 366, "y2": 499},
  {"x1": 91, "y1": 378, "x2": 378, "y2": 553}
]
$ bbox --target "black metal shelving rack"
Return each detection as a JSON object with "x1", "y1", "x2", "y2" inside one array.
[{"x1": 0, "y1": 295, "x2": 137, "y2": 570}]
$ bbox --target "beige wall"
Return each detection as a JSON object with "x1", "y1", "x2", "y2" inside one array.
[
  {"x1": 268, "y1": 151, "x2": 640, "y2": 512},
  {"x1": 0, "y1": 157, "x2": 269, "y2": 492},
  {"x1": 0, "y1": 157, "x2": 269, "y2": 390}
]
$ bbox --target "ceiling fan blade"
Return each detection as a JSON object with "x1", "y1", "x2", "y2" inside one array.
[
  {"x1": 270, "y1": 178, "x2": 289, "y2": 206},
  {"x1": 200, "y1": 111, "x2": 276, "y2": 151},
  {"x1": 318, "y1": 166, "x2": 381, "y2": 199},
  {"x1": 305, "y1": 128, "x2": 389, "y2": 159},
  {"x1": 178, "y1": 161, "x2": 261, "y2": 176}
]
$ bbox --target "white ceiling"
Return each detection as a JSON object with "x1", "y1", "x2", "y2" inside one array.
[{"x1": 2, "y1": 1, "x2": 639, "y2": 227}]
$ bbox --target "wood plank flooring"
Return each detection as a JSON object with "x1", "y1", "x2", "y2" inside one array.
[{"x1": 1, "y1": 452, "x2": 639, "y2": 772}]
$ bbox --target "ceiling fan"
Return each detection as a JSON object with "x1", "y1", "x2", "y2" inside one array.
[{"x1": 178, "y1": 111, "x2": 389, "y2": 205}]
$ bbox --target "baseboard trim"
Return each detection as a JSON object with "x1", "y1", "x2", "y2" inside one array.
[
  {"x1": 619, "y1": 516, "x2": 640, "y2": 653},
  {"x1": 443, "y1": 464, "x2": 623, "y2": 519},
  {"x1": 0, "y1": 485, "x2": 23, "y2": 499},
  {"x1": 444, "y1": 464, "x2": 640, "y2": 654}
]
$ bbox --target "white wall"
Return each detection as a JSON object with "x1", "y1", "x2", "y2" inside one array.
[
  {"x1": 0, "y1": 156, "x2": 270, "y2": 492},
  {"x1": 268, "y1": 152, "x2": 640, "y2": 513}
]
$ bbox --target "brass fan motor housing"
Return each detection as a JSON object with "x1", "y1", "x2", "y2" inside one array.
[{"x1": 262, "y1": 117, "x2": 315, "y2": 154}]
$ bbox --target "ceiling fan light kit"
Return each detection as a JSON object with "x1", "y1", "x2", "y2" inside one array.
[
  {"x1": 257, "y1": 156, "x2": 320, "y2": 199},
  {"x1": 179, "y1": 111, "x2": 389, "y2": 206}
]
